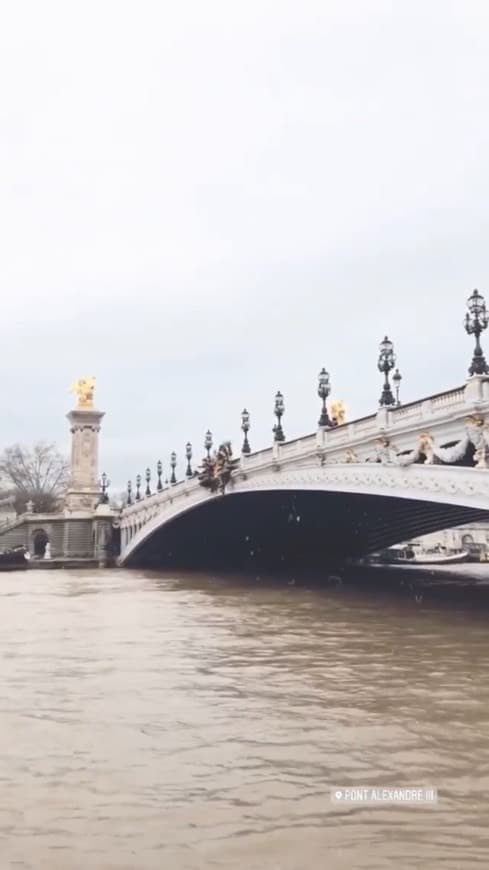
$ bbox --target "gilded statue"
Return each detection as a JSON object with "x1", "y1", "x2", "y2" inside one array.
[
  {"x1": 71, "y1": 377, "x2": 96, "y2": 409},
  {"x1": 418, "y1": 431, "x2": 434, "y2": 464},
  {"x1": 330, "y1": 400, "x2": 346, "y2": 425}
]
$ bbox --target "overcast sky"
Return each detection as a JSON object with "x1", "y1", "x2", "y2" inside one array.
[{"x1": 1, "y1": 1, "x2": 489, "y2": 490}]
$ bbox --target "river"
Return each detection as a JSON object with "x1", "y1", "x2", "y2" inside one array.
[{"x1": 1, "y1": 567, "x2": 489, "y2": 869}]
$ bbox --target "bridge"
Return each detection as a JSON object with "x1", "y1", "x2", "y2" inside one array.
[
  {"x1": 119, "y1": 370, "x2": 489, "y2": 571},
  {"x1": 2, "y1": 288, "x2": 485, "y2": 570}
]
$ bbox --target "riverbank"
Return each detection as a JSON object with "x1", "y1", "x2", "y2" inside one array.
[{"x1": 28, "y1": 558, "x2": 107, "y2": 570}]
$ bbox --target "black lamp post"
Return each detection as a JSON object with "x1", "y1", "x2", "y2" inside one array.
[
  {"x1": 135, "y1": 473, "x2": 142, "y2": 501},
  {"x1": 393, "y1": 368, "x2": 402, "y2": 406},
  {"x1": 170, "y1": 452, "x2": 177, "y2": 485},
  {"x1": 156, "y1": 459, "x2": 163, "y2": 492},
  {"x1": 100, "y1": 471, "x2": 110, "y2": 504},
  {"x1": 185, "y1": 442, "x2": 193, "y2": 477},
  {"x1": 465, "y1": 289, "x2": 489, "y2": 375},
  {"x1": 378, "y1": 336, "x2": 396, "y2": 406},
  {"x1": 317, "y1": 367, "x2": 331, "y2": 427},
  {"x1": 145, "y1": 467, "x2": 151, "y2": 497},
  {"x1": 241, "y1": 408, "x2": 251, "y2": 454},
  {"x1": 204, "y1": 430, "x2": 213, "y2": 459},
  {"x1": 273, "y1": 391, "x2": 285, "y2": 442},
  {"x1": 127, "y1": 480, "x2": 132, "y2": 506}
]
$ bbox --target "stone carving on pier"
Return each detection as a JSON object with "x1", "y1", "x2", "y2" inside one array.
[
  {"x1": 465, "y1": 414, "x2": 489, "y2": 468},
  {"x1": 382, "y1": 417, "x2": 489, "y2": 469},
  {"x1": 71, "y1": 377, "x2": 96, "y2": 410},
  {"x1": 374, "y1": 436, "x2": 398, "y2": 464}
]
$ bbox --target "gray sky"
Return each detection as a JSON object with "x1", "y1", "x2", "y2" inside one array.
[{"x1": 1, "y1": 1, "x2": 489, "y2": 490}]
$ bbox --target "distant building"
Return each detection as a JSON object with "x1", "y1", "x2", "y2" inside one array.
[{"x1": 407, "y1": 522, "x2": 489, "y2": 555}]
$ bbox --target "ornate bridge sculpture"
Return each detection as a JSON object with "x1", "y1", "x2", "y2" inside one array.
[{"x1": 118, "y1": 291, "x2": 489, "y2": 570}]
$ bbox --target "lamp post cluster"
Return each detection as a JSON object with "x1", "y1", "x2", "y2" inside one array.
[{"x1": 124, "y1": 437, "x2": 199, "y2": 505}]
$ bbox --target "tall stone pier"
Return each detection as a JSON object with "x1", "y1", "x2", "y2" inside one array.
[
  {"x1": 65, "y1": 406, "x2": 105, "y2": 513},
  {"x1": 63, "y1": 378, "x2": 114, "y2": 563},
  {"x1": 0, "y1": 377, "x2": 116, "y2": 565}
]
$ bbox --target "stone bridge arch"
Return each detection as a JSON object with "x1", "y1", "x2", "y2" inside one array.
[{"x1": 119, "y1": 464, "x2": 489, "y2": 569}]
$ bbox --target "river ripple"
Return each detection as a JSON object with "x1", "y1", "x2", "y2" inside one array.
[{"x1": 1, "y1": 568, "x2": 489, "y2": 869}]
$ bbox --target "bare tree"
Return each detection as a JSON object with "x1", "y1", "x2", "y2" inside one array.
[{"x1": 0, "y1": 442, "x2": 70, "y2": 513}]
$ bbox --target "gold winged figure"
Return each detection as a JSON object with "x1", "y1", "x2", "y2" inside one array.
[{"x1": 71, "y1": 377, "x2": 96, "y2": 409}]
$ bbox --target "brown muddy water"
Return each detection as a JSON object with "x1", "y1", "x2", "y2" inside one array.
[{"x1": 1, "y1": 567, "x2": 489, "y2": 869}]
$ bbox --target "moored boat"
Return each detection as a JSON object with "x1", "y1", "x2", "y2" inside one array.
[
  {"x1": 0, "y1": 546, "x2": 29, "y2": 571},
  {"x1": 366, "y1": 543, "x2": 469, "y2": 567}
]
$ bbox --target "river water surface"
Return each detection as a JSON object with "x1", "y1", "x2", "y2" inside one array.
[{"x1": 1, "y1": 568, "x2": 489, "y2": 869}]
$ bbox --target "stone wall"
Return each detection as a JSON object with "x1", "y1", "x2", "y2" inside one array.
[{"x1": 0, "y1": 513, "x2": 116, "y2": 565}]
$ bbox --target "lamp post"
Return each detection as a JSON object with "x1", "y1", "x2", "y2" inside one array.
[
  {"x1": 317, "y1": 367, "x2": 331, "y2": 427},
  {"x1": 465, "y1": 289, "x2": 489, "y2": 375},
  {"x1": 100, "y1": 471, "x2": 110, "y2": 504},
  {"x1": 127, "y1": 480, "x2": 132, "y2": 506},
  {"x1": 393, "y1": 368, "x2": 402, "y2": 406},
  {"x1": 135, "y1": 473, "x2": 142, "y2": 501},
  {"x1": 204, "y1": 430, "x2": 213, "y2": 459},
  {"x1": 170, "y1": 452, "x2": 177, "y2": 485},
  {"x1": 241, "y1": 408, "x2": 251, "y2": 454},
  {"x1": 185, "y1": 442, "x2": 193, "y2": 477},
  {"x1": 273, "y1": 391, "x2": 285, "y2": 442},
  {"x1": 145, "y1": 467, "x2": 151, "y2": 497},
  {"x1": 378, "y1": 336, "x2": 396, "y2": 406},
  {"x1": 156, "y1": 459, "x2": 163, "y2": 492}
]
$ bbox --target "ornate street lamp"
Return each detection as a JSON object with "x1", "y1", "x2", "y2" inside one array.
[
  {"x1": 241, "y1": 408, "x2": 251, "y2": 454},
  {"x1": 185, "y1": 442, "x2": 193, "y2": 477},
  {"x1": 170, "y1": 452, "x2": 177, "y2": 485},
  {"x1": 378, "y1": 336, "x2": 396, "y2": 406},
  {"x1": 145, "y1": 467, "x2": 151, "y2": 497},
  {"x1": 317, "y1": 367, "x2": 331, "y2": 427},
  {"x1": 156, "y1": 459, "x2": 163, "y2": 492},
  {"x1": 273, "y1": 391, "x2": 285, "y2": 442},
  {"x1": 393, "y1": 368, "x2": 402, "y2": 406},
  {"x1": 204, "y1": 430, "x2": 213, "y2": 458},
  {"x1": 127, "y1": 479, "x2": 133, "y2": 506},
  {"x1": 100, "y1": 471, "x2": 110, "y2": 504},
  {"x1": 465, "y1": 289, "x2": 489, "y2": 375},
  {"x1": 135, "y1": 473, "x2": 142, "y2": 501}
]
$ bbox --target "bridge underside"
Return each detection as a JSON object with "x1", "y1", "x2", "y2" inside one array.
[{"x1": 125, "y1": 490, "x2": 489, "y2": 571}]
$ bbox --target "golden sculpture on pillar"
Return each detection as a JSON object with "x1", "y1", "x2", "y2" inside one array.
[
  {"x1": 70, "y1": 377, "x2": 96, "y2": 409},
  {"x1": 330, "y1": 400, "x2": 346, "y2": 425}
]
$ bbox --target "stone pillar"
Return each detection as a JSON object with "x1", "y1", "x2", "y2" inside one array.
[
  {"x1": 93, "y1": 504, "x2": 115, "y2": 566},
  {"x1": 65, "y1": 405, "x2": 105, "y2": 514},
  {"x1": 464, "y1": 374, "x2": 489, "y2": 406}
]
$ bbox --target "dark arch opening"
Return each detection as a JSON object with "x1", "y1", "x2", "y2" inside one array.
[
  {"x1": 33, "y1": 529, "x2": 49, "y2": 558},
  {"x1": 125, "y1": 490, "x2": 489, "y2": 573}
]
